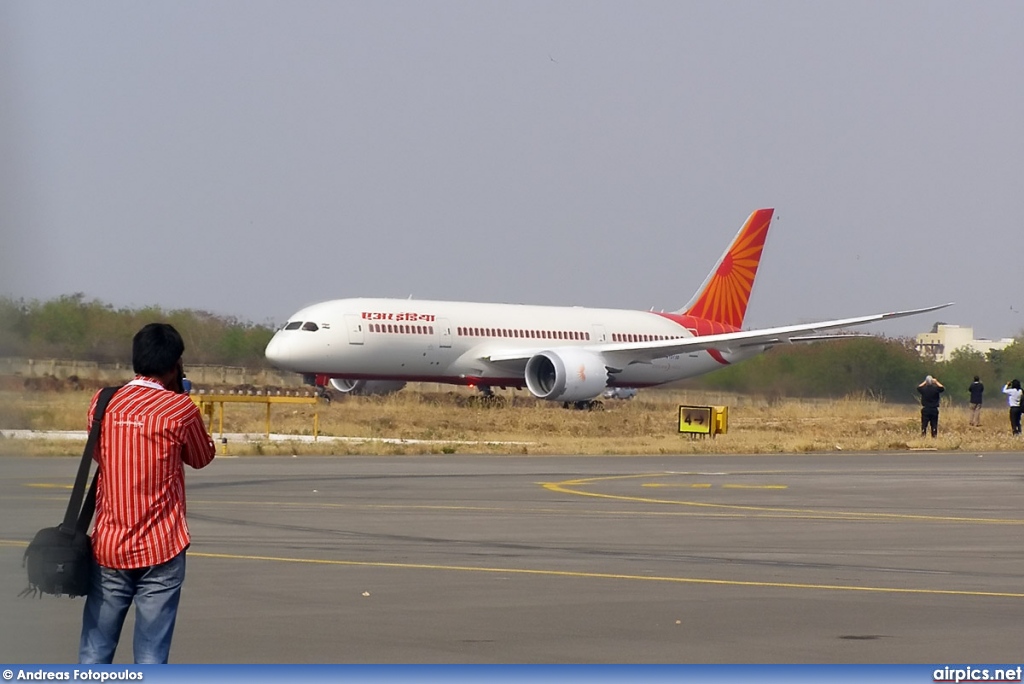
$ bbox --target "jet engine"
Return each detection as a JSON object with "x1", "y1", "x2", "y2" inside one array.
[
  {"x1": 328, "y1": 379, "x2": 407, "y2": 396},
  {"x1": 524, "y1": 349, "x2": 611, "y2": 402}
]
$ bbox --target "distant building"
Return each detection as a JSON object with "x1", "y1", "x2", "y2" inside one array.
[{"x1": 915, "y1": 324, "x2": 1015, "y2": 362}]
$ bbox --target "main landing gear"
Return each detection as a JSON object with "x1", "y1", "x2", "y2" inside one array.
[{"x1": 563, "y1": 400, "x2": 603, "y2": 411}]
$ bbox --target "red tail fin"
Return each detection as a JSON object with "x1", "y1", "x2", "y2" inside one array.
[{"x1": 680, "y1": 208, "x2": 774, "y2": 329}]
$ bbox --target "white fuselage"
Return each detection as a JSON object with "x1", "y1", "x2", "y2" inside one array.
[{"x1": 265, "y1": 297, "x2": 760, "y2": 391}]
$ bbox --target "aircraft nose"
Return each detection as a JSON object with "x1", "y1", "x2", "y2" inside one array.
[{"x1": 265, "y1": 333, "x2": 288, "y2": 369}]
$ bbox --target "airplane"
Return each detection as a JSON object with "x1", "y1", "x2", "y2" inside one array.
[{"x1": 265, "y1": 208, "x2": 952, "y2": 408}]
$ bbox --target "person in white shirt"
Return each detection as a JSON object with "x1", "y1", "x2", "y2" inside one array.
[{"x1": 1001, "y1": 379, "x2": 1022, "y2": 436}]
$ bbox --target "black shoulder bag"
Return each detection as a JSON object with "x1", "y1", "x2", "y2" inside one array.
[{"x1": 20, "y1": 386, "x2": 119, "y2": 598}]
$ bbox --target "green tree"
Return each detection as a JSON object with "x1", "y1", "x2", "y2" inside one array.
[
  {"x1": 988, "y1": 340, "x2": 1024, "y2": 389},
  {"x1": 692, "y1": 336, "x2": 927, "y2": 402},
  {"x1": 0, "y1": 294, "x2": 276, "y2": 367},
  {"x1": 937, "y1": 348, "x2": 988, "y2": 405}
]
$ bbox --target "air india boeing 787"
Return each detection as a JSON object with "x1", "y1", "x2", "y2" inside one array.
[{"x1": 265, "y1": 209, "x2": 951, "y2": 407}]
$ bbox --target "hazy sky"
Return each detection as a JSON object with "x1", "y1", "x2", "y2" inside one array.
[{"x1": 3, "y1": 1, "x2": 1022, "y2": 339}]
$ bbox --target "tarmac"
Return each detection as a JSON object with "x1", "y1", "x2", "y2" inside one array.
[
  {"x1": 0, "y1": 429, "x2": 530, "y2": 446},
  {"x1": 2, "y1": 451, "x2": 1023, "y2": 664}
]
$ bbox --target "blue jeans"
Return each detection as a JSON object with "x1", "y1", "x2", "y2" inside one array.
[{"x1": 79, "y1": 550, "x2": 186, "y2": 664}]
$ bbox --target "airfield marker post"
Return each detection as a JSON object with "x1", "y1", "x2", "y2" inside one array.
[{"x1": 679, "y1": 405, "x2": 729, "y2": 439}]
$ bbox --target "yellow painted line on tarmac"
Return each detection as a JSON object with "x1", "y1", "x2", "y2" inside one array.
[
  {"x1": 23, "y1": 483, "x2": 73, "y2": 489},
  {"x1": 184, "y1": 499, "x2": 905, "y2": 522},
  {"x1": 642, "y1": 483, "x2": 713, "y2": 489},
  {"x1": 187, "y1": 549, "x2": 1024, "y2": 599},
  {"x1": 188, "y1": 498, "x2": 762, "y2": 519},
  {"x1": 2, "y1": 538, "x2": 1019, "y2": 599},
  {"x1": 722, "y1": 484, "x2": 788, "y2": 490},
  {"x1": 642, "y1": 483, "x2": 787, "y2": 490},
  {"x1": 192, "y1": 500, "x2": 533, "y2": 513},
  {"x1": 543, "y1": 473, "x2": 1024, "y2": 525}
]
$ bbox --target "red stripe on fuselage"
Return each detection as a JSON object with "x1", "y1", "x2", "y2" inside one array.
[
  {"x1": 653, "y1": 312, "x2": 738, "y2": 365},
  {"x1": 314, "y1": 372, "x2": 646, "y2": 389},
  {"x1": 319, "y1": 372, "x2": 528, "y2": 389}
]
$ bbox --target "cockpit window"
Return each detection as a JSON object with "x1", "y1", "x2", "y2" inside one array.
[
  {"x1": 284, "y1": 321, "x2": 302, "y2": 331},
  {"x1": 301, "y1": 322, "x2": 319, "y2": 332}
]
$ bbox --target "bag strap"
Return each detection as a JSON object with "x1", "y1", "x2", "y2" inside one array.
[{"x1": 61, "y1": 386, "x2": 119, "y2": 535}]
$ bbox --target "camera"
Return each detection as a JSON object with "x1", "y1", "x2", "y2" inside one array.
[{"x1": 174, "y1": 363, "x2": 187, "y2": 394}]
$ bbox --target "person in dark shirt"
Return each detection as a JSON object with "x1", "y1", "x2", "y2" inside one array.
[
  {"x1": 917, "y1": 375, "x2": 945, "y2": 437},
  {"x1": 968, "y1": 376, "x2": 984, "y2": 427}
]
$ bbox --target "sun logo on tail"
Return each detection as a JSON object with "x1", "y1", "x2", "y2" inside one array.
[{"x1": 683, "y1": 208, "x2": 773, "y2": 329}]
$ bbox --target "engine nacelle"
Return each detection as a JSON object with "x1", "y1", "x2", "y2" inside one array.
[
  {"x1": 328, "y1": 379, "x2": 407, "y2": 396},
  {"x1": 524, "y1": 349, "x2": 611, "y2": 402}
]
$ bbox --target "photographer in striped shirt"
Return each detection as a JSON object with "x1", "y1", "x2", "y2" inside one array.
[{"x1": 79, "y1": 323, "x2": 216, "y2": 664}]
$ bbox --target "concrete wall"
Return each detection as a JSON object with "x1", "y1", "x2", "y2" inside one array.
[{"x1": 0, "y1": 357, "x2": 305, "y2": 388}]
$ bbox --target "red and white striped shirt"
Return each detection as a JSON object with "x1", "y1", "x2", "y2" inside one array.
[{"x1": 88, "y1": 377, "x2": 216, "y2": 569}]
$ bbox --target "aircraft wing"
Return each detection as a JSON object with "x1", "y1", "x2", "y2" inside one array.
[{"x1": 485, "y1": 303, "x2": 952, "y2": 366}]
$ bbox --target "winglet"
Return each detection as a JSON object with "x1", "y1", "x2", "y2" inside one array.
[{"x1": 678, "y1": 208, "x2": 774, "y2": 329}]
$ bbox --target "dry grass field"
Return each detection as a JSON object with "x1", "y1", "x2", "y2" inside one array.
[{"x1": 2, "y1": 383, "x2": 1023, "y2": 456}]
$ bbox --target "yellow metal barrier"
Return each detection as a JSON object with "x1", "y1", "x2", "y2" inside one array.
[{"x1": 190, "y1": 393, "x2": 321, "y2": 449}]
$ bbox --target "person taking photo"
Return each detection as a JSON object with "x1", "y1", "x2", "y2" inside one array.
[
  {"x1": 79, "y1": 323, "x2": 216, "y2": 664},
  {"x1": 917, "y1": 375, "x2": 944, "y2": 438},
  {"x1": 1002, "y1": 379, "x2": 1023, "y2": 436}
]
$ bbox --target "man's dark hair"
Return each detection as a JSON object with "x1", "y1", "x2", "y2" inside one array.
[{"x1": 133, "y1": 323, "x2": 185, "y2": 376}]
